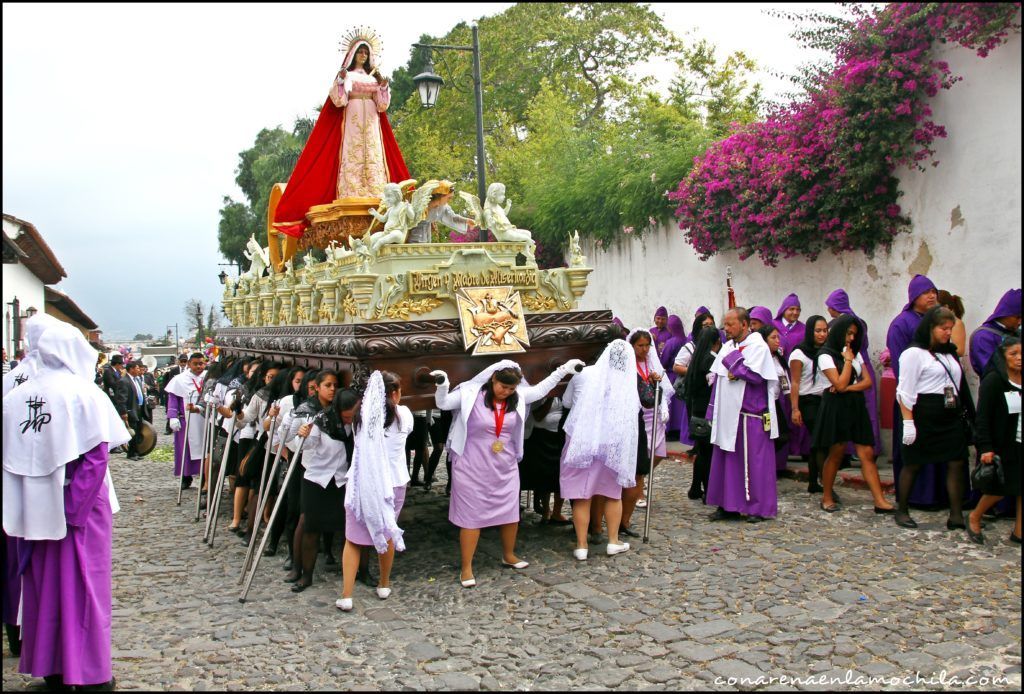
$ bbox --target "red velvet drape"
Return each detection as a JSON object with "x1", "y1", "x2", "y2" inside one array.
[{"x1": 272, "y1": 97, "x2": 410, "y2": 238}]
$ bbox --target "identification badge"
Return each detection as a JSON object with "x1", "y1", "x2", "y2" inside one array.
[
  {"x1": 779, "y1": 372, "x2": 791, "y2": 395},
  {"x1": 943, "y1": 385, "x2": 956, "y2": 409},
  {"x1": 762, "y1": 412, "x2": 772, "y2": 432}
]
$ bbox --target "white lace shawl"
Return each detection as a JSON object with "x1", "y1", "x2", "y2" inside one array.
[
  {"x1": 563, "y1": 340, "x2": 640, "y2": 486},
  {"x1": 344, "y1": 372, "x2": 405, "y2": 554}
]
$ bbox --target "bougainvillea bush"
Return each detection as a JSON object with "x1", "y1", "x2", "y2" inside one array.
[{"x1": 669, "y1": 3, "x2": 1021, "y2": 266}]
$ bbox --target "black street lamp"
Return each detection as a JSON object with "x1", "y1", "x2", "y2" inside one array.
[
  {"x1": 218, "y1": 270, "x2": 229, "y2": 285},
  {"x1": 412, "y1": 22, "x2": 488, "y2": 242}
]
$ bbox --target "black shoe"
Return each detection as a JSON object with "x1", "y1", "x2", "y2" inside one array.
[
  {"x1": 5, "y1": 622, "x2": 20, "y2": 657},
  {"x1": 263, "y1": 544, "x2": 278, "y2": 557},
  {"x1": 43, "y1": 675, "x2": 69, "y2": 691},
  {"x1": 874, "y1": 506, "x2": 896, "y2": 515},
  {"x1": 291, "y1": 580, "x2": 311, "y2": 593},
  {"x1": 620, "y1": 526, "x2": 640, "y2": 538},
  {"x1": 324, "y1": 554, "x2": 338, "y2": 566},
  {"x1": 820, "y1": 501, "x2": 840, "y2": 514},
  {"x1": 807, "y1": 482, "x2": 824, "y2": 494},
  {"x1": 687, "y1": 486, "x2": 703, "y2": 500},
  {"x1": 946, "y1": 519, "x2": 966, "y2": 531},
  {"x1": 409, "y1": 478, "x2": 424, "y2": 487},
  {"x1": 1009, "y1": 533, "x2": 1022, "y2": 545},
  {"x1": 708, "y1": 507, "x2": 740, "y2": 522},
  {"x1": 282, "y1": 558, "x2": 294, "y2": 572},
  {"x1": 180, "y1": 476, "x2": 194, "y2": 490},
  {"x1": 831, "y1": 491, "x2": 842, "y2": 505},
  {"x1": 283, "y1": 570, "x2": 301, "y2": 583},
  {"x1": 76, "y1": 677, "x2": 116, "y2": 692},
  {"x1": 894, "y1": 513, "x2": 918, "y2": 529},
  {"x1": 239, "y1": 532, "x2": 253, "y2": 545},
  {"x1": 966, "y1": 524, "x2": 985, "y2": 545},
  {"x1": 746, "y1": 515, "x2": 765, "y2": 523}
]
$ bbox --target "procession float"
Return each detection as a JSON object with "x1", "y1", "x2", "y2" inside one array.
[{"x1": 217, "y1": 28, "x2": 613, "y2": 407}]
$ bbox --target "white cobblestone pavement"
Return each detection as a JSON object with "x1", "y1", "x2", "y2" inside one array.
[{"x1": 3, "y1": 406, "x2": 1020, "y2": 691}]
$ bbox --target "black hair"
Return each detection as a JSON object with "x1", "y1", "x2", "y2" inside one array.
[
  {"x1": 690, "y1": 312, "x2": 714, "y2": 341},
  {"x1": 266, "y1": 365, "x2": 301, "y2": 406},
  {"x1": 293, "y1": 369, "x2": 320, "y2": 409},
  {"x1": 218, "y1": 356, "x2": 251, "y2": 386},
  {"x1": 984, "y1": 335, "x2": 1021, "y2": 381},
  {"x1": 189, "y1": 352, "x2": 204, "y2": 361},
  {"x1": 683, "y1": 326, "x2": 721, "y2": 403},
  {"x1": 815, "y1": 314, "x2": 863, "y2": 380},
  {"x1": 758, "y1": 325, "x2": 789, "y2": 379},
  {"x1": 796, "y1": 315, "x2": 828, "y2": 359},
  {"x1": 481, "y1": 366, "x2": 522, "y2": 412},
  {"x1": 324, "y1": 388, "x2": 361, "y2": 441},
  {"x1": 629, "y1": 330, "x2": 653, "y2": 346},
  {"x1": 910, "y1": 306, "x2": 958, "y2": 355}
]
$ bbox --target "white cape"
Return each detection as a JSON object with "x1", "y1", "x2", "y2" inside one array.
[{"x1": 709, "y1": 331, "x2": 779, "y2": 452}]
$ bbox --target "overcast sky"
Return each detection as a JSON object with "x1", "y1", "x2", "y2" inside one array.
[{"x1": 2, "y1": 2, "x2": 835, "y2": 341}]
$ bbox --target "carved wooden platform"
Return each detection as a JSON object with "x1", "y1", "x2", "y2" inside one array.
[{"x1": 218, "y1": 310, "x2": 615, "y2": 409}]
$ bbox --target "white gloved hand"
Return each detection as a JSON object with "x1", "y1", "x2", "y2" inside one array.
[
  {"x1": 169, "y1": 418, "x2": 182, "y2": 433},
  {"x1": 429, "y1": 370, "x2": 449, "y2": 387},
  {"x1": 901, "y1": 419, "x2": 916, "y2": 446},
  {"x1": 560, "y1": 358, "x2": 585, "y2": 375}
]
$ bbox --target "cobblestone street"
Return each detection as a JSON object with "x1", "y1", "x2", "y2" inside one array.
[{"x1": 3, "y1": 407, "x2": 1021, "y2": 691}]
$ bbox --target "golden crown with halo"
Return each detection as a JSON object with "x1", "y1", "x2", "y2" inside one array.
[{"x1": 339, "y1": 26, "x2": 383, "y2": 63}]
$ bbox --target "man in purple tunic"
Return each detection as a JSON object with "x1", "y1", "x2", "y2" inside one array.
[
  {"x1": 826, "y1": 288, "x2": 882, "y2": 455},
  {"x1": 774, "y1": 294, "x2": 804, "y2": 360},
  {"x1": 649, "y1": 306, "x2": 670, "y2": 359},
  {"x1": 706, "y1": 307, "x2": 780, "y2": 522},
  {"x1": 165, "y1": 352, "x2": 207, "y2": 489},
  {"x1": 969, "y1": 288, "x2": 1021, "y2": 377},
  {"x1": 886, "y1": 274, "x2": 950, "y2": 508},
  {"x1": 3, "y1": 321, "x2": 128, "y2": 690}
]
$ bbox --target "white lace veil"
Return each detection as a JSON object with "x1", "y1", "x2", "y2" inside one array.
[
  {"x1": 451, "y1": 359, "x2": 530, "y2": 396},
  {"x1": 563, "y1": 340, "x2": 640, "y2": 486},
  {"x1": 344, "y1": 371, "x2": 405, "y2": 554}
]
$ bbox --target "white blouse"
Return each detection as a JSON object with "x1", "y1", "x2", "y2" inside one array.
[
  {"x1": 897, "y1": 348, "x2": 963, "y2": 409},
  {"x1": 302, "y1": 421, "x2": 352, "y2": 488},
  {"x1": 790, "y1": 348, "x2": 827, "y2": 397},
  {"x1": 526, "y1": 397, "x2": 563, "y2": 436},
  {"x1": 382, "y1": 405, "x2": 414, "y2": 488},
  {"x1": 674, "y1": 342, "x2": 696, "y2": 368},
  {"x1": 773, "y1": 357, "x2": 791, "y2": 395},
  {"x1": 817, "y1": 353, "x2": 864, "y2": 381}
]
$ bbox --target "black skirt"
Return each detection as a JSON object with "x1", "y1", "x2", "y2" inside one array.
[
  {"x1": 812, "y1": 390, "x2": 873, "y2": 448},
  {"x1": 521, "y1": 427, "x2": 565, "y2": 494},
  {"x1": 994, "y1": 443, "x2": 1022, "y2": 497},
  {"x1": 236, "y1": 437, "x2": 267, "y2": 489},
  {"x1": 300, "y1": 477, "x2": 346, "y2": 533},
  {"x1": 636, "y1": 409, "x2": 651, "y2": 477},
  {"x1": 902, "y1": 394, "x2": 969, "y2": 466},
  {"x1": 798, "y1": 394, "x2": 823, "y2": 448}
]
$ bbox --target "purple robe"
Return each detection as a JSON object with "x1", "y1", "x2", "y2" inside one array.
[
  {"x1": 166, "y1": 393, "x2": 202, "y2": 477},
  {"x1": 826, "y1": 289, "x2": 882, "y2": 456},
  {"x1": 661, "y1": 316, "x2": 690, "y2": 441},
  {"x1": 449, "y1": 392, "x2": 521, "y2": 529},
  {"x1": 19, "y1": 443, "x2": 112, "y2": 686},
  {"x1": 705, "y1": 352, "x2": 778, "y2": 518},
  {"x1": 559, "y1": 434, "x2": 623, "y2": 500},
  {"x1": 969, "y1": 289, "x2": 1021, "y2": 376}
]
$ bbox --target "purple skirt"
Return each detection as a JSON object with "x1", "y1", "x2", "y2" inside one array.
[
  {"x1": 559, "y1": 436, "x2": 623, "y2": 500},
  {"x1": 345, "y1": 485, "x2": 407, "y2": 546}
]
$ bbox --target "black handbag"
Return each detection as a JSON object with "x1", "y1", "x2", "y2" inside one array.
[
  {"x1": 688, "y1": 415, "x2": 712, "y2": 438},
  {"x1": 971, "y1": 455, "x2": 1005, "y2": 495},
  {"x1": 637, "y1": 375, "x2": 657, "y2": 409},
  {"x1": 932, "y1": 354, "x2": 976, "y2": 444}
]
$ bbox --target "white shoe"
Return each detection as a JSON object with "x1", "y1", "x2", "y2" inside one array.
[
  {"x1": 376, "y1": 586, "x2": 392, "y2": 600},
  {"x1": 500, "y1": 560, "x2": 530, "y2": 569},
  {"x1": 460, "y1": 577, "x2": 477, "y2": 588},
  {"x1": 636, "y1": 499, "x2": 647, "y2": 508},
  {"x1": 335, "y1": 597, "x2": 353, "y2": 611},
  {"x1": 606, "y1": 542, "x2": 631, "y2": 556},
  {"x1": 573, "y1": 548, "x2": 588, "y2": 561}
]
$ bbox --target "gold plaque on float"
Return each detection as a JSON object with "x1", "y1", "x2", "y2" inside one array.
[{"x1": 455, "y1": 286, "x2": 530, "y2": 356}]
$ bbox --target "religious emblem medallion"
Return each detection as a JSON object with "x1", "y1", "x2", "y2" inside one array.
[
  {"x1": 491, "y1": 440, "x2": 505, "y2": 453},
  {"x1": 455, "y1": 285, "x2": 530, "y2": 356}
]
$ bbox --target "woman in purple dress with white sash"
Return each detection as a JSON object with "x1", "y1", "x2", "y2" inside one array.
[
  {"x1": 433, "y1": 359, "x2": 583, "y2": 587},
  {"x1": 3, "y1": 321, "x2": 128, "y2": 690}
]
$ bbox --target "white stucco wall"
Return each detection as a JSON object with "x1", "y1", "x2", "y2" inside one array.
[
  {"x1": 2, "y1": 218, "x2": 48, "y2": 356},
  {"x1": 579, "y1": 33, "x2": 1022, "y2": 395}
]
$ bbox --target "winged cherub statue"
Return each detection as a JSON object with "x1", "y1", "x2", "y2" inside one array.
[
  {"x1": 459, "y1": 182, "x2": 536, "y2": 258},
  {"x1": 366, "y1": 179, "x2": 441, "y2": 253}
]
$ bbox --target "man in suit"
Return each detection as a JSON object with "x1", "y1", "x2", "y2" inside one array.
[
  {"x1": 141, "y1": 364, "x2": 158, "y2": 424},
  {"x1": 115, "y1": 360, "x2": 149, "y2": 460},
  {"x1": 102, "y1": 354, "x2": 125, "y2": 403}
]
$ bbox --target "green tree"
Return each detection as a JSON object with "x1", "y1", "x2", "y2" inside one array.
[
  {"x1": 133, "y1": 333, "x2": 154, "y2": 341},
  {"x1": 217, "y1": 196, "x2": 257, "y2": 270}
]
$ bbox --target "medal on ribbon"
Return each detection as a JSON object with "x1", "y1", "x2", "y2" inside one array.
[{"x1": 492, "y1": 400, "x2": 507, "y2": 454}]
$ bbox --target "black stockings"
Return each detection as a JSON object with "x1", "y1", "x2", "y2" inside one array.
[{"x1": 898, "y1": 460, "x2": 965, "y2": 521}]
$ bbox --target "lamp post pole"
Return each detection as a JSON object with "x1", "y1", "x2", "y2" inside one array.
[
  {"x1": 166, "y1": 323, "x2": 179, "y2": 354},
  {"x1": 413, "y1": 22, "x2": 488, "y2": 242}
]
